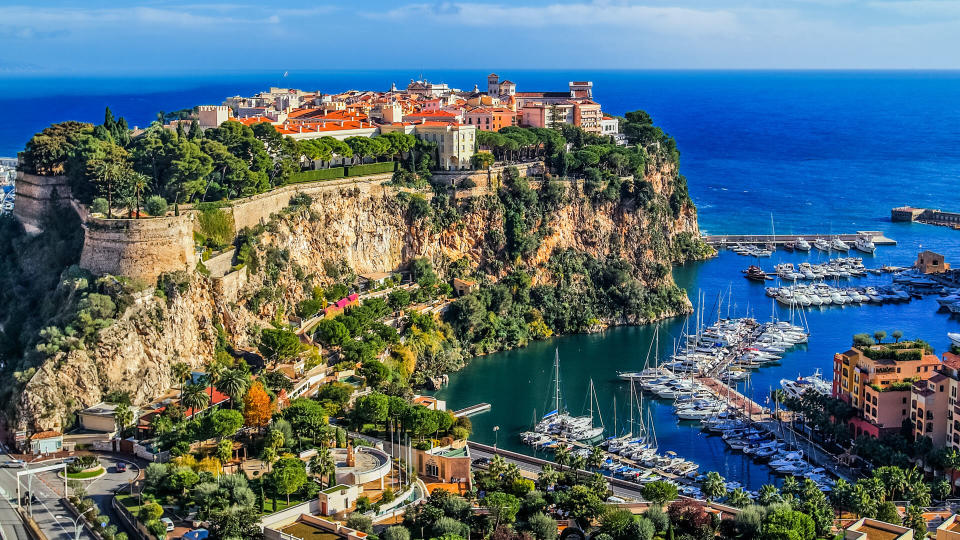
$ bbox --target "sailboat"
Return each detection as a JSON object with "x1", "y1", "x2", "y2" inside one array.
[{"x1": 527, "y1": 349, "x2": 602, "y2": 444}]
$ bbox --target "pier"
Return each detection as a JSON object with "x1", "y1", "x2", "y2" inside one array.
[
  {"x1": 452, "y1": 403, "x2": 491, "y2": 417},
  {"x1": 703, "y1": 230, "x2": 896, "y2": 248}
]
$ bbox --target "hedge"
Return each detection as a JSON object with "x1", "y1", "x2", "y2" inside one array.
[
  {"x1": 345, "y1": 162, "x2": 398, "y2": 177},
  {"x1": 289, "y1": 168, "x2": 347, "y2": 184}
]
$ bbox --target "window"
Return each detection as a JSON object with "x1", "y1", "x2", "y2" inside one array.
[
  {"x1": 897, "y1": 367, "x2": 901, "y2": 373},
  {"x1": 902, "y1": 409, "x2": 907, "y2": 415},
  {"x1": 426, "y1": 463, "x2": 439, "y2": 477},
  {"x1": 942, "y1": 385, "x2": 946, "y2": 392},
  {"x1": 903, "y1": 397, "x2": 908, "y2": 404},
  {"x1": 928, "y1": 422, "x2": 934, "y2": 432}
]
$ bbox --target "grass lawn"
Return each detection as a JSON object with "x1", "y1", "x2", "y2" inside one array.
[
  {"x1": 66, "y1": 467, "x2": 105, "y2": 479},
  {"x1": 262, "y1": 496, "x2": 307, "y2": 514},
  {"x1": 116, "y1": 493, "x2": 142, "y2": 516}
]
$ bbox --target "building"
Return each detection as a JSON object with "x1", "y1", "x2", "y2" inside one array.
[
  {"x1": 892, "y1": 206, "x2": 927, "y2": 222},
  {"x1": 402, "y1": 110, "x2": 461, "y2": 124},
  {"x1": 843, "y1": 517, "x2": 913, "y2": 540},
  {"x1": 521, "y1": 102, "x2": 575, "y2": 130},
  {"x1": 358, "y1": 272, "x2": 392, "y2": 289},
  {"x1": 936, "y1": 514, "x2": 960, "y2": 539},
  {"x1": 381, "y1": 122, "x2": 476, "y2": 170},
  {"x1": 78, "y1": 402, "x2": 139, "y2": 433},
  {"x1": 833, "y1": 342, "x2": 942, "y2": 438},
  {"x1": 406, "y1": 80, "x2": 451, "y2": 97},
  {"x1": 912, "y1": 352, "x2": 960, "y2": 450},
  {"x1": 452, "y1": 278, "x2": 476, "y2": 296},
  {"x1": 413, "y1": 395, "x2": 447, "y2": 411},
  {"x1": 601, "y1": 116, "x2": 620, "y2": 137},
  {"x1": 197, "y1": 105, "x2": 230, "y2": 128},
  {"x1": 317, "y1": 484, "x2": 360, "y2": 515},
  {"x1": 573, "y1": 100, "x2": 603, "y2": 134},
  {"x1": 263, "y1": 514, "x2": 368, "y2": 540},
  {"x1": 29, "y1": 431, "x2": 63, "y2": 454},
  {"x1": 918, "y1": 251, "x2": 950, "y2": 274},
  {"x1": 463, "y1": 107, "x2": 516, "y2": 132},
  {"x1": 323, "y1": 293, "x2": 360, "y2": 318}
]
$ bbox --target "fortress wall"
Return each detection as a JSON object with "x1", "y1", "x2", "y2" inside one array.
[
  {"x1": 79, "y1": 214, "x2": 197, "y2": 283},
  {"x1": 432, "y1": 161, "x2": 544, "y2": 191},
  {"x1": 213, "y1": 266, "x2": 247, "y2": 303},
  {"x1": 224, "y1": 173, "x2": 395, "y2": 231},
  {"x1": 12, "y1": 172, "x2": 75, "y2": 234}
]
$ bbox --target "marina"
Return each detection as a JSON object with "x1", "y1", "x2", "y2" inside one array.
[{"x1": 704, "y1": 230, "x2": 897, "y2": 249}]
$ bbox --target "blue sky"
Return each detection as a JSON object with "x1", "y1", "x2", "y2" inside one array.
[{"x1": 2, "y1": 0, "x2": 960, "y2": 73}]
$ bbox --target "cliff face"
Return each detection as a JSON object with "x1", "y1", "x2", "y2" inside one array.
[{"x1": 16, "y1": 157, "x2": 704, "y2": 431}]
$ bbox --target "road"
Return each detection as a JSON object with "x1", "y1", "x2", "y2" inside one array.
[{"x1": 0, "y1": 446, "x2": 138, "y2": 540}]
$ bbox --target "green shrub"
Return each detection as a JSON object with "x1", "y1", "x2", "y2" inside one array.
[
  {"x1": 195, "y1": 205, "x2": 235, "y2": 249},
  {"x1": 345, "y1": 162, "x2": 397, "y2": 177},
  {"x1": 144, "y1": 196, "x2": 168, "y2": 216},
  {"x1": 90, "y1": 198, "x2": 109, "y2": 215},
  {"x1": 289, "y1": 168, "x2": 346, "y2": 183}
]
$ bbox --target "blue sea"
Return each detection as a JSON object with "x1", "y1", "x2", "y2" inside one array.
[{"x1": 4, "y1": 70, "x2": 960, "y2": 488}]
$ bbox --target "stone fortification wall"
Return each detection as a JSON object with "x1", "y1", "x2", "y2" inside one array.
[
  {"x1": 79, "y1": 214, "x2": 197, "y2": 283},
  {"x1": 12, "y1": 172, "x2": 75, "y2": 234},
  {"x1": 432, "y1": 161, "x2": 544, "y2": 191},
  {"x1": 222, "y1": 173, "x2": 395, "y2": 231}
]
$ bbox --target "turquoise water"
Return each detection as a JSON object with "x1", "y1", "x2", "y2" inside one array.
[{"x1": 4, "y1": 70, "x2": 960, "y2": 488}]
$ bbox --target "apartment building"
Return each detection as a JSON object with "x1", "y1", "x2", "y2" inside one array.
[
  {"x1": 912, "y1": 352, "x2": 960, "y2": 449},
  {"x1": 833, "y1": 343, "x2": 942, "y2": 438},
  {"x1": 463, "y1": 107, "x2": 516, "y2": 132}
]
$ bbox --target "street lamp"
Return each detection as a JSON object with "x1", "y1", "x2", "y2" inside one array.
[
  {"x1": 56, "y1": 506, "x2": 94, "y2": 540},
  {"x1": 492, "y1": 426, "x2": 500, "y2": 450}
]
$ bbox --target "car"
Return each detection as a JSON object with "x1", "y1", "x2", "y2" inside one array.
[
  {"x1": 471, "y1": 457, "x2": 491, "y2": 469},
  {"x1": 3, "y1": 459, "x2": 25, "y2": 468},
  {"x1": 182, "y1": 529, "x2": 209, "y2": 540},
  {"x1": 62, "y1": 457, "x2": 76, "y2": 464},
  {"x1": 115, "y1": 462, "x2": 127, "y2": 472},
  {"x1": 161, "y1": 517, "x2": 175, "y2": 532}
]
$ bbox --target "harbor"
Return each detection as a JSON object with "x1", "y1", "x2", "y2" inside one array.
[{"x1": 703, "y1": 230, "x2": 897, "y2": 249}]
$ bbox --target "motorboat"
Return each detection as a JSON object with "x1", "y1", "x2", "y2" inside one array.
[
  {"x1": 780, "y1": 369, "x2": 831, "y2": 400},
  {"x1": 950, "y1": 333, "x2": 960, "y2": 348},
  {"x1": 854, "y1": 236, "x2": 876, "y2": 254},
  {"x1": 813, "y1": 238, "x2": 831, "y2": 252},
  {"x1": 831, "y1": 238, "x2": 850, "y2": 252},
  {"x1": 795, "y1": 238, "x2": 811, "y2": 251}
]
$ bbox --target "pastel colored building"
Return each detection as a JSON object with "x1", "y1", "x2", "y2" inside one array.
[
  {"x1": 79, "y1": 402, "x2": 140, "y2": 433},
  {"x1": 843, "y1": 517, "x2": 913, "y2": 540},
  {"x1": 381, "y1": 122, "x2": 476, "y2": 170},
  {"x1": 833, "y1": 343, "x2": 942, "y2": 438},
  {"x1": 29, "y1": 431, "x2": 63, "y2": 454},
  {"x1": 912, "y1": 352, "x2": 960, "y2": 450},
  {"x1": 917, "y1": 250, "x2": 950, "y2": 274},
  {"x1": 937, "y1": 514, "x2": 960, "y2": 539},
  {"x1": 463, "y1": 107, "x2": 516, "y2": 132}
]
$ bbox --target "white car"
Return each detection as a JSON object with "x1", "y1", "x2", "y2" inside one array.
[
  {"x1": 161, "y1": 517, "x2": 175, "y2": 532},
  {"x1": 3, "y1": 459, "x2": 25, "y2": 468}
]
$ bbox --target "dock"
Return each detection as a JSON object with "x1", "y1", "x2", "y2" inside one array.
[
  {"x1": 453, "y1": 403, "x2": 491, "y2": 417},
  {"x1": 703, "y1": 230, "x2": 896, "y2": 248}
]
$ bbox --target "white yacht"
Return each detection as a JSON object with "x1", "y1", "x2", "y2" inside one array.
[
  {"x1": 831, "y1": 238, "x2": 850, "y2": 251},
  {"x1": 780, "y1": 369, "x2": 831, "y2": 400},
  {"x1": 795, "y1": 238, "x2": 811, "y2": 251},
  {"x1": 950, "y1": 333, "x2": 960, "y2": 348},
  {"x1": 853, "y1": 236, "x2": 876, "y2": 254},
  {"x1": 813, "y1": 238, "x2": 831, "y2": 252}
]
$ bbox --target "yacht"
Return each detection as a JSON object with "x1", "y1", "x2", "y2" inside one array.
[
  {"x1": 813, "y1": 238, "x2": 831, "y2": 252},
  {"x1": 831, "y1": 238, "x2": 850, "y2": 252},
  {"x1": 795, "y1": 238, "x2": 811, "y2": 251},
  {"x1": 853, "y1": 236, "x2": 876, "y2": 254},
  {"x1": 950, "y1": 333, "x2": 960, "y2": 348},
  {"x1": 780, "y1": 369, "x2": 831, "y2": 400}
]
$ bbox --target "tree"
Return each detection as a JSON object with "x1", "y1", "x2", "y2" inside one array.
[
  {"x1": 527, "y1": 512, "x2": 557, "y2": 540},
  {"x1": 353, "y1": 392, "x2": 389, "y2": 429},
  {"x1": 382, "y1": 526, "x2": 411, "y2": 540},
  {"x1": 876, "y1": 501, "x2": 901, "y2": 524},
  {"x1": 314, "y1": 319, "x2": 350, "y2": 348},
  {"x1": 642, "y1": 480, "x2": 678, "y2": 506},
  {"x1": 208, "y1": 504, "x2": 261, "y2": 540},
  {"x1": 145, "y1": 195, "x2": 168, "y2": 216},
  {"x1": 701, "y1": 471, "x2": 726, "y2": 501},
  {"x1": 471, "y1": 152, "x2": 495, "y2": 170},
  {"x1": 560, "y1": 485, "x2": 606, "y2": 527},
  {"x1": 258, "y1": 328, "x2": 302, "y2": 365},
  {"x1": 388, "y1": 288, "x2": 411, "y2": 312},
  {"x1": 128, "y1": 171, "x2": 149, "y2": 218},
  {"x1": 242, "y1": 381, "x2": 272, "y2": 429},
  {"x1": 346, "y1": 513, "x2": 373, "y2": 534},
  {"x1": 217, "y1": 368, "x2": 250, "y2": 407},
  {"x1": 113, "y1": 402, "x2": 133, "y2": 433},
  {"x1": 554, "y1": 445, "x2": 570, "y2": 471},
  {"x1": 267, "y1": 457, "x2": 308, "y2": 504},
  {"x1": 282, "y1": 398, "x2": 328, "y2": 445},
  {"x1": 181, "y1": 382, "x2": 210, "y2": 413},
  {"x1": 760, "y1": 506, "x2": 815, "y2": 540},
  {"x1": 892, "y1": 330, "x2": 904, "y2": 343},
  {"x1": 215, "y1": 439, "x2": 233, "y2": 472},
  {"x1": 932, "y1": 479, "x2": 951, "y2": 502},
  {"x1": 209, "y1": 409, "x2": 244, "y2": 440},
  {"x1": 587, "y1": 445, "x2": 604, "y2": 471},
  {"x1": 482, "y1": 492, "x2": 520, "y2": 529},
  {"x1": 904, "y1": 504, "x2": 927, "y2": 538},
  {"x1": 758, "y1": 484, "x2": 782, "y2": 506},
  {"x1": 874, "y1": 330, "x2": 887, "y2": 344},
  {"x1": 727, "y1": 488, "x2": 752, "y2": 508},
  {"x1": 172, "y1": 362, "x2": 191, "y2": 395}
]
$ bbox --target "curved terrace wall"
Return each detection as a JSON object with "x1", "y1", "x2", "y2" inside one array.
[
  {"x1": 12, "y1": 172, "x2": 74, "y2": 235},
  {"x1": 79, "y1": 214, "x2": 197, "y2": 282}
]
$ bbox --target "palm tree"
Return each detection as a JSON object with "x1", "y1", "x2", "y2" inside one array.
[
  {"x1": 587, "y1": 445, "x2": 604, "y2": 472},
  {"x1": 727, "y1": 488, "x2": 752, "y2": 508},
  {"x1": 554, "y1": 445, "x2": 570, "y2": 472},
  {"x1": 537, "y1": 464, "x2": 559, "y2": 490},
  {"x1": 129, "y1": 171, "x2": 149, "y2": 218},
  {"x1": 217, "y1": 369, "x2": 249, "y2": 409},
  {"x1": 172, "y1": 362, "x2": 191, "y2": 397},
  {"x1": 758, "y1": 484, "x2": 783, "y2": 506},
  {"x1": 315, "y1": 445, "x2": 336, "y2": 488},
  {"x1": 489, "y1": 455, "x2": 507, "y2": 477},
  {"x1": 701, "y1": 471, "x2": 726, "y2": 502},
  {"x1": 204, "y1": 361, "x2": 224, "y2": 407},
  {"x1": 570, "y1": 455, "x2": 586, "y2": 482},
  {"x1": 180, "y1": 383, "x2": 210, "y2": 415}
]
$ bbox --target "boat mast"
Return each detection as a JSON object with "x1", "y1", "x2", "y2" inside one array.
[{"x1": 554, "y1": 348, "x2": 561, "y2": 415}]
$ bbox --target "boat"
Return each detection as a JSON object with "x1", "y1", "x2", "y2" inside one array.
[
  {"x1": 795, "y1": 238, "x2": 811, "y2": 251},
  {"x1": 853, "y1": 236, "x2": 876, "y2": 254},
  {"x1": 813, "y1": 238, "x2": 831, "y2": 252},
  {"x1": 779, "y1": 369, "x2": 831, "y2": 400},
  {"x1": 783, "y1": 242, "x2": 795, "y2": 252},
  {"x1": 950, "y1": 333, "x2": 960, "y2": 348},
  {"x1": 744, "y1": 265, "x2": 770, "y2": 282},
  {"x1": 830, "y1": 238, "x2": 850, "y2": 252}
]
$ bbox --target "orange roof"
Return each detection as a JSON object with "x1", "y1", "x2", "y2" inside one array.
[
  {"x1": 275, "y1": 120, "x2": 375, "y2": 134},
  {"x1": 234, "y1": 116, "x2": 274, "y2": 126},
  {"x1": 31, "y1": 430, "x2": 62, "y2": 440}
]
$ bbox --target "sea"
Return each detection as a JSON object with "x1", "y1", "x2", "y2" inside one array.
[{"x1": 3, "y1": 70, "x2": 960, "y2": 489}]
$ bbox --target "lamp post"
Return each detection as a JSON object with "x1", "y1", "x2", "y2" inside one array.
[
  {"x1": 492, "y1": 426, "x2": 499, "y2": 450},
  {"x1": 56, "y1": 506, "x2": 94, "y2": 540}
]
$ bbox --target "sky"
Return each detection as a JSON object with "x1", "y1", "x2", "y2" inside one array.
[{"x1": 2, "y1": 0, "x2": 960, "y2": 73}]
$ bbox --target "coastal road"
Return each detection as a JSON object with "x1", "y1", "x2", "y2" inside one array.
[{"x1": 0, "y1": 446, "x2": 95, "y2": 540}]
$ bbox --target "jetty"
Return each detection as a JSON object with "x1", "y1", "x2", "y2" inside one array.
[
  {"x1": 452, "y1": 403, "x2": 491, "y2": 417},
  {"x1": 703, "y1": 230, "x2": 896, "y2": 248},
  {"x1": 892, "y1": 206, "x2": 960, "y2": 229}
]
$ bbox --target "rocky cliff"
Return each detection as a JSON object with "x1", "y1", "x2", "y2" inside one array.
[{"x1": 15, "y1": 155, "x2": 707, "y2": 432}]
